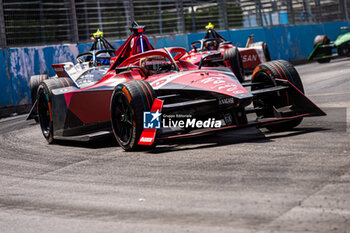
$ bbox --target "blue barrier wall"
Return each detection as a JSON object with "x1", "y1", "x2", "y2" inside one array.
[
  {"x1": 0, "y1": 50, "x2": 12, "y2": 106},
  {"x1": 0, "y1": 20, "x2": 349, "y2": 108},
  {"x1": 5, "y1": 44, "x2": 79, "y2": 106}
]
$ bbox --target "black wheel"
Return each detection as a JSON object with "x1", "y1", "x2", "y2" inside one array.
[
  {"x1": 317, "y1": 59, "x2": 331, "y2": 64},
  {"x1": 37, "y1": 78, "x2": 74, "y2": 143},
  {"x1": 111, "y1": 80, "x2": 156, "y2": 151},
  {"x1": 252, "y1": 60, "x2": 304, "y2": 131},
  {"x1": 37, "y1": 82, "x2": 54, "y2": 143},
  {"x1": 224, "y1": 47, "x2": 245, "y2": 83},
  {"x1": 313, "y1": 35, "x2": 331, "y2": 63},
  {"x1": 30, "y1": 75, "x2": 48, "y2": 122}
]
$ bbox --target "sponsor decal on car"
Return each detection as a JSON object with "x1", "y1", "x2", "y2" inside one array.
[
  {"x1": 218, "y1": 97, "x2": 235, "y2": 105},
  {"x1": 162, "y1": 117, "x2": 221, "y2": 128},
  {"x1": 200, "y1": 77, "x2": 245, "y2": 94},
  {"x1": 139, "y1": 137, "x2": 154, "y2": 143},
  {"x1": 242, "y1": 54, "x2": 258, "y2": 62},
  {"x1": 138, "y1": 99, "x2": 163, "y2": 146}
]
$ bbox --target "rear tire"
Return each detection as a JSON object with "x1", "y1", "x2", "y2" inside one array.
[
  {"x1": 30, "y1": 75, "x2": 48, "y2": 122},
  {"x1": 224, "y1": 47, "x2": 245, "y2": 83},
  {"x1": 37, "y1": 78, "x2": 74, "y2": 143},
  {"x1": 252, "y1": 60, "x2": 304, "y2": 131},
  {"x1": 111, "y1": 80, "x2": 156, "y2": 151},
  {"x1": 313, "y1": 35, "x2": 331, "y2": 63}
]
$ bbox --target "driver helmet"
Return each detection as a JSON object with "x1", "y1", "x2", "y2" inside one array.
[
  {"x1": 205, "y1": 40, "x2": 218, "y2": 51},
  {"x1": 96, "y1": 57, "x2": 111, "y2": 66},
  {"x1": 95, "y1": 51, "x2": 112, "y2": 66},
  {"x1": 140, "y1": 56, "x2": 167, "y2": 76}
]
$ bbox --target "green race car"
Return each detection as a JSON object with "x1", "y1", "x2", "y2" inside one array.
[{"x1": 308, "y1": 27, "x2": 350, "y2": 63}]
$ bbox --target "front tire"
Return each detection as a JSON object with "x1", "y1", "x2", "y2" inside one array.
[
  {"x1": 111, "y1": 80, "x2": 156, "y2": 151},
  {"x1": 224, "y1": 47, "x2": 245, "y2": 83},
  {"x1": 252, "y1": 60, "x2": 304, "y2": 131}
]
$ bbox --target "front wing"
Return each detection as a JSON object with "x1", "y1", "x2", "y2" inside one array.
[
  {"x1": 308, "y1": 43, "x2": 336, "y2": 61},
  {"x1": 140, "y1": 79, "x2": 326, "y2": 143}
]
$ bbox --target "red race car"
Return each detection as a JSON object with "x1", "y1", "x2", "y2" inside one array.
[
  {"x1": 181, "y1": 23, "x2": 271, "y2": 83},
  {"x1": 32, "y1": 23, "x2": 325, "y2": 151}
]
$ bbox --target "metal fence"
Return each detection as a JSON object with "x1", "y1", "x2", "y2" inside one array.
[{"x1": 1, "y1": 0, "x2": 349, "y2": 47}]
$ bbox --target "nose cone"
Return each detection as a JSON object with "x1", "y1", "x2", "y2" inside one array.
[
  {"x1": 184, "y1": 70, "x2": 250, "y2": 97},
  {"x1": 150, "y1": 70, "x2": 249, "y2": 96}
]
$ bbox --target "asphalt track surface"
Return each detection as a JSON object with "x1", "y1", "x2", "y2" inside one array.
[{"x1": 0, "y1": 59, "x2": 349, "y2": 233}]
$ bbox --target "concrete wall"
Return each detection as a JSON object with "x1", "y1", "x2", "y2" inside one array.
[{"x1": 0, "y1": 21, "x2": 349, "y2": 108}]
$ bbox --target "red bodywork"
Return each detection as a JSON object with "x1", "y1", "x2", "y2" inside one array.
[
  {"x1": 181, "y1": 28, "x2": 267, "y2": 72},
  {"x1": 112, "y1": 30, "x2": 154, "y2": 67},
  {"x1": 237, "y1": 47, "x2": 264, "y2": 69},
  {"x1": 45, "y1": 28, "x2": 324, "y2": 146},
  {"x1": 63, "y1": 48, "x2": 247, "y2": 126},
  {"x1": 182, "y1": 46, "x2": 263, "y2": 70},
  {"x1": 56, "y1": 31, "x2": 154, "y2": 126}
]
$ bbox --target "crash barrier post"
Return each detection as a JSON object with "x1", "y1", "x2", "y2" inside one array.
[
  {"x1": 69, "y1": 0, "x2": 79, "y2": 43},
  {"x1": 0, "y1": 0, "x2": 6, "y2": 48}
]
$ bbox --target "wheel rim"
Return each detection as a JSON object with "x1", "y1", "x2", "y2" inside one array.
[
  {"x1": 111, "y1": 92, "x2": 134, "y2": 146},
  {"x1": 38, "y1": 91, "x2": 51, "y2": 138}
]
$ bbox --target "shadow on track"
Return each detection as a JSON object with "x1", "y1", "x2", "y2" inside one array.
[
  {"x1": 25, "y1": 119, "x2": 330, "y2": 152},
  {"x1": 50, "y1": 127, "x2": 329, "y2": 152},
  {"x1": 147, "y1": 127, "x2": 329, "y2": 154},
  {"x1": 307, "y1": 57, "x2": 350, "y2": 65},
  {"x1": 53, "y1": 135, "x2": 118, "y2": 149}
]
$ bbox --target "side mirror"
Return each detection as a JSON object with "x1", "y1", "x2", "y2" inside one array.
[{"x1": 198, "y1": 52, "x2": 222, "y2": 69}]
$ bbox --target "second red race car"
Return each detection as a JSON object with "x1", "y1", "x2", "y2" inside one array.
[{"x1": 181, "y1": 23, "x2": 271, "y2": 83}]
